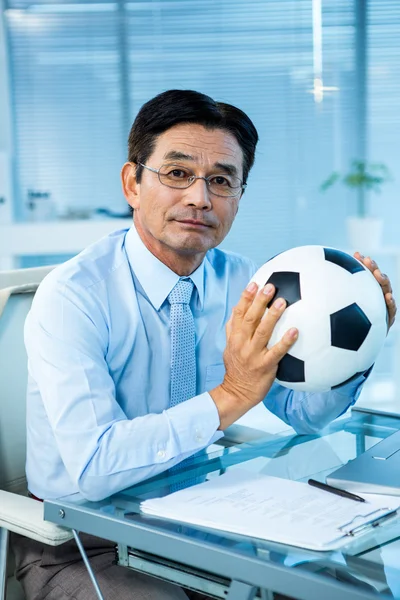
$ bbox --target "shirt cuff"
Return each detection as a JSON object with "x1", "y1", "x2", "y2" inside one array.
[{"x1": 167, "y1": 392, "x2": 222, "y2": 454}]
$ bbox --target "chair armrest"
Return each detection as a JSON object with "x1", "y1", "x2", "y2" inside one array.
[{"x1": 0, "y1": 491, "x2": 73, "y2": 546}]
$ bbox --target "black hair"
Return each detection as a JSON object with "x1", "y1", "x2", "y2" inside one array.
[{"x1": 128, "y1": 89, "x2": 258, "y2": 186}]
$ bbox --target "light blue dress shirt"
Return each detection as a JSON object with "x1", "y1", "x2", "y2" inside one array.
[{"x1": 25, "y1": 226, "x2": 365, "y2": 502}]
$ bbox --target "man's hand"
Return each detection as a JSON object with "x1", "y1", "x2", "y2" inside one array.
[
  {"x1": 210, "y1": 282, "x2": 298, "y2": 430},
  {"x1": 354, "y1": 251, "x2": 397, "y2": 330}
]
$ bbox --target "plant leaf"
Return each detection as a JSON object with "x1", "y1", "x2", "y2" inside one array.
[{"x1": 320, "y1": 172, "x2": 340, "y2": 192}]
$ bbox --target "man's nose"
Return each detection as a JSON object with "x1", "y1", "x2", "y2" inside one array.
[{"x1": 183, "y1": 177, "x2": 212, "y2": 209}]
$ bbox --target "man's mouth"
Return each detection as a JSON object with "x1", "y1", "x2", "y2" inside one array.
[{"x1": 176, "y1": 219, "x2": 211, "y2": 228}]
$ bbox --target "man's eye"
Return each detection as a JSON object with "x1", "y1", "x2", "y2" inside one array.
[
  {"x1": 168, "y1": 169, "x2": 188, "y2": 179},
  {"x1": 210, "y1": 175, "x2": 230, "y2": 186}
]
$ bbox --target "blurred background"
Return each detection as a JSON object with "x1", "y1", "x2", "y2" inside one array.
[{"x1": 0, "y1": 0, "x2": 399, "y2": 409}]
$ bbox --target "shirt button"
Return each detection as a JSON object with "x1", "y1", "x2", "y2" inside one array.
[
  {"x1": 195, "y1": 434, "x2": 203, "y2": 443},
  {"x1": 157, "y1": 449, "x2": 166, "y2": 458}
]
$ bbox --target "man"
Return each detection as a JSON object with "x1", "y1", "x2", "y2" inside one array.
[{"x1": 12, "y1": 89, "x2": 396, "y2": 599}]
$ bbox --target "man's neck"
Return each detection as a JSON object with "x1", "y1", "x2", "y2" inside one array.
[{"x1": 159, "y1": 253, "x2": 204, "y2": 276}]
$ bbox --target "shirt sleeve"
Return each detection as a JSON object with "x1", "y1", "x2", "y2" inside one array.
[
  {"x1": 26, "y1": 279, "x2": 222, "y2": 502},
  {"x1": 263, "y1": 373, "x2": 369, "y2": 434}
]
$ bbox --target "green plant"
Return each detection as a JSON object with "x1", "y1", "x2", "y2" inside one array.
[{"x1": 320, "y1": 160, "x2": 391, "y2": 218}]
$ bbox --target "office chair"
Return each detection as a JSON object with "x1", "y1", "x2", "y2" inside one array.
[{"x1": 0, "y1": 267, "x2": 73, "y2": 600}]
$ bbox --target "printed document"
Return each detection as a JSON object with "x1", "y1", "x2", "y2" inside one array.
[{"x1": 141, "y1": 469, "x2": 400, "y2": 551}]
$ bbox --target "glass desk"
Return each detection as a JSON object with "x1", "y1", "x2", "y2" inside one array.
[{"x1": 44, "y1": 411, "x2": 400, "y2": 600}]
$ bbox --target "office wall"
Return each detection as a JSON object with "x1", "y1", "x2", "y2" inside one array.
[
  {"x1": 1, "y1": 1, "x2": 399, "y2": 269},
  {"x1": 2, "y1": 0, "x2": 357, "y2": 266}
]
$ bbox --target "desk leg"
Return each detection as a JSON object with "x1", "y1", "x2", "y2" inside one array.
[
  {"x1": 227, "y1": 580, "x2": 257, "y2": 600},
  {"x1": 356, "y1": 431, "x2": 366, "y2": 456},
  {"x1": 114, "y1": 508, "x2": 129, "y2": 567},
  {"x1": 72, "y1": 530, "x2": 106, "y2": 600}
]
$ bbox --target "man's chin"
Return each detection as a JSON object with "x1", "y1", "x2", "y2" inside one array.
[
  {"x1": 173, "y1": 243, "x2": 211, "y2": 256},
  {"x1": 166, "y1": 234, "x2": 215, "y2": 256}
]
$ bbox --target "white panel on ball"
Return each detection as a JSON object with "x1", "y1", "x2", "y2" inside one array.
[{"x1": 250, "y1": 245, "x2": 387, "y2": 392}]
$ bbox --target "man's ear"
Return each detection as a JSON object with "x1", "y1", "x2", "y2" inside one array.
[{"x1": 121, "y1": 162, "x2": 140, "y2": 210}]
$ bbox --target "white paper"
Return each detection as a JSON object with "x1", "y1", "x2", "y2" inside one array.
[{"x1": 141, "y1": 469, "x2": 400, "y2": 551}]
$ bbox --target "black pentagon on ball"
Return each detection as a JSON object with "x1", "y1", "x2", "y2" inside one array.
[
  {"x1": 265, "y1": 271, "x2": 301, "y2": 308},
  {"x1": 324, "y1": 248, "x2": 365, "y2": 274},
  {"x1": 330, "y1": 303, "x2": 371, "y2": 351},
  {"x1": 277, "y1": 353, "x2": 305, "y2": 383}
]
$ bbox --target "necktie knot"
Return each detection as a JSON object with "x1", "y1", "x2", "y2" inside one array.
[{"x1": 168, "y1": 278, "x2": 194, "y2": 306}]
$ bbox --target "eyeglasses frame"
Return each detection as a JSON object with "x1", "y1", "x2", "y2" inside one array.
[{"x1": 137, "y1": 162, "x2": 247, "y2": 198}]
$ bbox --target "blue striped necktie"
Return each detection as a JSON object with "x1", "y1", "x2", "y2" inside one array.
[
  {"x1": 167, "y1": 278, "x2": 196, "y2": 489},
  {"x1": 168, "y1": 278, "x2": 196, "y2": 408}
]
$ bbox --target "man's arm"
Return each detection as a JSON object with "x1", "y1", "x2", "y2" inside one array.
[
  {"x1": 263, "y1": 374, "x2": 367, "y2": 434},
  {"x1": 26, "y1": 280, "x2": 222, "y2": 502}
]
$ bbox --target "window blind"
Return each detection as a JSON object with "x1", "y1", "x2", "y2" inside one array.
[
  {"x1": 5, "y1": 0, "x2": 357, "y2": 264},
  {"x1": 5, "y1": 0, "x2": 127, "y2": 220},
  {"x1": 368, "y1": 0, "x2": 400, "y2": 244}
]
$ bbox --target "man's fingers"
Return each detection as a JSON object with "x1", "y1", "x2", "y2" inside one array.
[
  {"x1": 354, "y1": 251, "x2": 395, "y2": 329},
  {"x1": 252, "y1": 296, "x2": 287, "y2": 350},
  {"x1": 376, "y1": 270, "x2": 393, "y2": 295},
  {"x1": 355, "y1": 252, "x2": 392, "y2": 291},
  {"x1": 354, "y1": 252, "x2": 379, "y2": 275},
  {"x1": 354, "y1": 251, "x2": 374, "y2": 271},
  {"x1": 229, "y1": 282, "x2": 259, "y2": 335},
  {"x1": 241, "y1": 284, "x2": 276, "y2": 336},
  {"x1": 386, "y1": 293, "x2": 397, "y2": 328},
  {"x1": 266, "y1": 327, "x2": 299, "y2": 365},
  {"x1": 230, "y1": 282, "x2": 275, "y2": 337}
]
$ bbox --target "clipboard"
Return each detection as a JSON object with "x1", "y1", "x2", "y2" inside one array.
[
  {"x1": 140, "y1": 469, "x2": 400, "y2": 551},
  {"x1": 337, "y1": 508, "x2": 398, "y2": 538}
]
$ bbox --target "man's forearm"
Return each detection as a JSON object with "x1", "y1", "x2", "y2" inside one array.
[{"x1": 262, "y1": 376, "x2": 366, "y2": 434}]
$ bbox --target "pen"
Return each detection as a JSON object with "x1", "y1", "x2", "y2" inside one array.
[{"x1": 308, "y1": 478, "x2": 365, "y2": 503}]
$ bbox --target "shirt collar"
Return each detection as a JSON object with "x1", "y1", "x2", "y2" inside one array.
[{"x1": 124, "y1": 225, "x2": 205, "y2": 311}]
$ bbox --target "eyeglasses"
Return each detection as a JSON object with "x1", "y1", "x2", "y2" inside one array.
[{"x1": 138, "y1": 163, "x2": 246, "y2": 198}]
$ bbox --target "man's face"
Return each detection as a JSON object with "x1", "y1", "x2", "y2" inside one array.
[{"x1": 123, "y1": 123, "x2": 244, "y2": 271}]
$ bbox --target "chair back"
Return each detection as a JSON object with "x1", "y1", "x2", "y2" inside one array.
[
  {"x1": 0, "y1": 267, "x2": 55, "y2": 494},
  {"x1": 0, "y1": 265, "x2": 54, "y2": 289}
]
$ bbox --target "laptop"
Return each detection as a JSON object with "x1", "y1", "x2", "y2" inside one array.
[{"x1": 327, "y1": 429, "x2": 400, "y2": 495}]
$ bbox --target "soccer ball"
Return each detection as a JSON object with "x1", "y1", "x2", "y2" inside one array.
[{"x1": 250, "y1": 246, "x2": 388, "y2": 392}]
